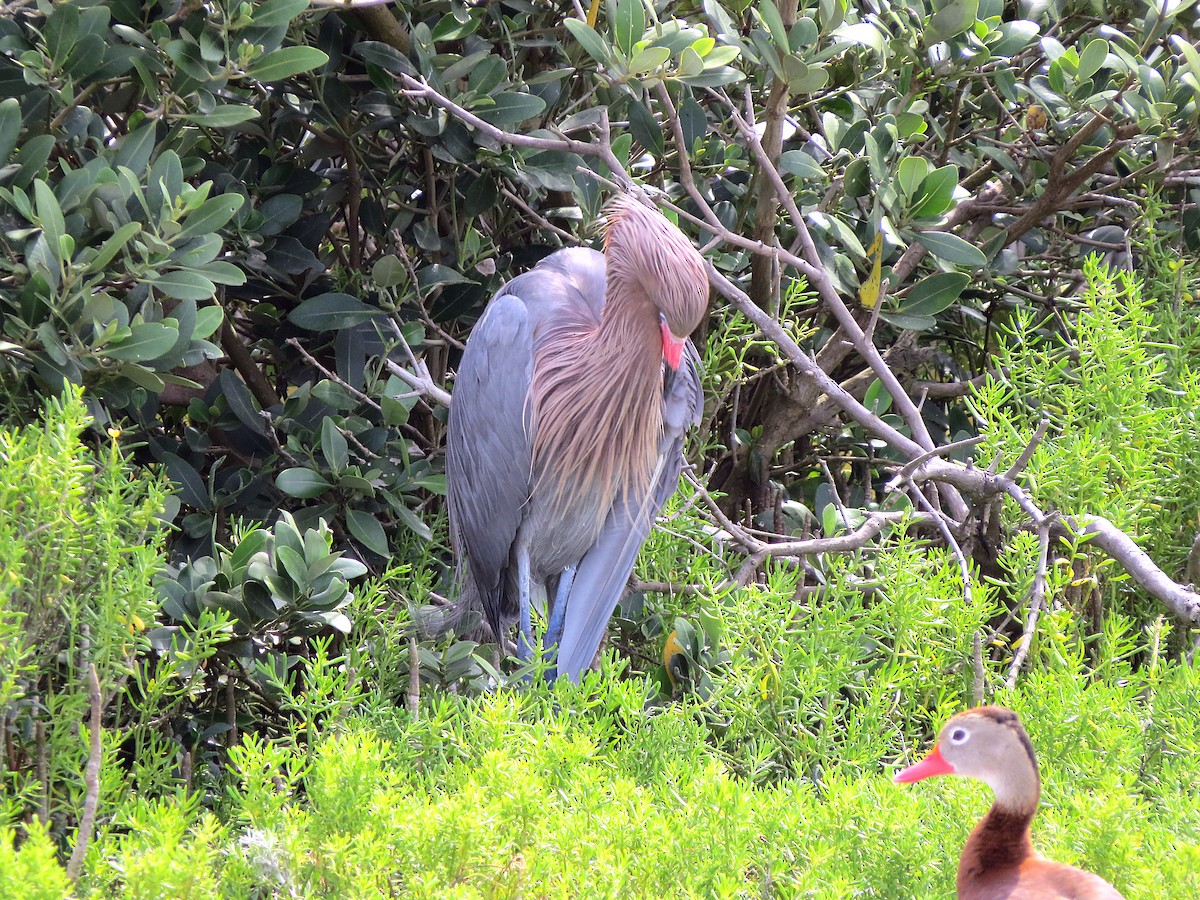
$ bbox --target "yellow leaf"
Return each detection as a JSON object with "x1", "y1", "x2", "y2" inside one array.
[
  {"x1": 587, "y1": 0, "x2": 602, "y2": 28},
  {"x1": 859, "y1": 232, "x2": 883, "y2": 308}
]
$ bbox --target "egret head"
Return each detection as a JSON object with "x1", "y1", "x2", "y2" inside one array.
[{"x1": 602, "y1": 196, "x2": 709, "y2": 365}]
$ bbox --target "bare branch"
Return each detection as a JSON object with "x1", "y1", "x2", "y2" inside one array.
[{"x1": 66, "y1": 664, "x2": 102, "y2": 882}]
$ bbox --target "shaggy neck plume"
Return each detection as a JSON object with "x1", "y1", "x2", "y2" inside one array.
[{"x1": 529, "y1": 269, "x2": 664, "y2": 517}]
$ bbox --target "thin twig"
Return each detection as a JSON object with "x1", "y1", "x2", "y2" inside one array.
[
  {"x1": 66, "y1": 664, "x2": 102, "y2": 882},
  {"x1": 1006, "y1": 522, "x2": 1051, "y2": 688}
]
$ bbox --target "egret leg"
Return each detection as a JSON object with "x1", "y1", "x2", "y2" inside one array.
[
  {"x1": 543, "y1": 565, "x2": 577, "y2": 658},
  {"x1": 516, "y1": 544, "x2": 534, "y2": 662}
]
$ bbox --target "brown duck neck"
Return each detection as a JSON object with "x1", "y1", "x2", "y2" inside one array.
[{"x1": 958, "y1": 800, "x2": 1036, "y2": 891}]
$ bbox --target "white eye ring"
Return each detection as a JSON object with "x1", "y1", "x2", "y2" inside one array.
[{"x1": 949, "y1": 727, "x2": 970, "y2": 745}]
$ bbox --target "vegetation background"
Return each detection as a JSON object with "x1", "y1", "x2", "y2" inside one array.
[{"x1": 2, "y1": 0, "x2": 1199, "y2": 895}]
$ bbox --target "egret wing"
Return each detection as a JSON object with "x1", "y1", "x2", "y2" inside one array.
[
  {"x1": 446, "y1": 291, "x2": 536, "y2": 635},
  {"x1": 554, "y1": 343, "x2": 704, "y2": 681}
]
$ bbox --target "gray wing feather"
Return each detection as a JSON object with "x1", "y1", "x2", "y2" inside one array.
[
  {"x1": 446, "y1": 292, "x2": 536, "y2": 634},
  {"x1": 554, "y1": 342, "x2": 703, "y2": 681}
]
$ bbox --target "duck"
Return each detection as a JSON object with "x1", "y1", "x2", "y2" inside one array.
[{"x1": 893, "y1": 705, "x2": 1124, "y2": 900}]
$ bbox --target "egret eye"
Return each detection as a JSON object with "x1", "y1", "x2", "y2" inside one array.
[{"x1": 949, "y1": 727, "x2": 969, "y2": 745}]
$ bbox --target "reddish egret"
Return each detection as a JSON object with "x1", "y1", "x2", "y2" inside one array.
[{"x1": 442, "y1": 197, "x2": 708, "y2": 680}]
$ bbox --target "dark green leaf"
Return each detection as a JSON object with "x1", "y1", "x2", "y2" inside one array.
[
  {"x1": 84, "y1": 223, "x2": 141, "y2": 274},
  {"x1": 346, "y1": 508, "x2": 390, "y2": 556},
  {"x1": 277, "y1": 467, "x2": 334, "y2": 499},
  {"x1": 0, "y1": 98, "x2": 21, "y2": 167},
  {"x1": 178, "y1": 106, "x2": 260, "y2": 128},
  {"x1": 474, "y1": 92, "x2": 547, "y2": 126},
  {"x1": 614, "y1": 0, "x2": 646, "y2": 57},
  {"x1": 150, "y1": 270, "x2": 217, "y2": 301},
  {"x1": 177, "y1": 194, "x2": 245, "y2": 241},
  {"x1": 416, "y1": 265, "x2": 472, "y2": 291},
  {"x1": 13, "y1": 135, "x2": 56, "y2": 190},
  {"x1": 248, "y1": 46, "x2": 329, "y2": 82},
  {"x1": 105, "y1": 322, "x2": 180, "y2": 362},
  {"x1": 354, "y1": 41, "x2": 416, "y2": 76},
  {"x1": 159, "y1": 451, "x2": 212, "y2": 510},
  {"x1": 392, "y1": 503, "x2": 432, "y2": 542},
  {"x1": 915, "y1": 231, "x2": 987, "y2": 267},
  {"x1": 112, "y1": 122, "x2": 156, "y2": 173},
  {"x1": 564, "y1": 19, "x2": 612, "y2": 65},
  {"x1": 218, "y1": 368, "x2": 267, "y2": 436},
  {"x1": 628, "y1": 97, "x2": 663, "y2": 158},
  {"x1": 321, "y1": 417, "x2": 349, "y2": 473},
  {"x1": 900, "y1": 272, "x2": 969, "y2": 316},
  {"x1": 289, "y1": 293, "x2": 380, "y2": 330}
]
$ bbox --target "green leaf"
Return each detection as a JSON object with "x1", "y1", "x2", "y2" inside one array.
[
  {"x1": 989, "y1": 20, "x2": 1038, "y2": 57},
  {"x1": 104, "y1": 322, "x2": 180, "y2": 362},
  {"x1": 628, "y1": 45, "x2": 670, "y2": 75},
  {"x1": 896, "y1": 155, "x2": 930, "y2": 200},
  {"x1": 900, "y1": 271, "x2": 969, "y2": 316},
  {"x1": 178, "y1": 106, "x2": 261, "y2": 128},
  {"x1": 248, "y1": 46, "x2": 329, "y2": 82},
  {"x1": 177, "y1": 194, "x2": 245, "y2": 241},
  {"x1": 392, "y1": 503, "x2": 433, "y2": 542},
  {"x1": 834, "y1": 22, "x2": 886, "y2": 56},
  {"x1": 277, "y1": 468, "x2": 333, "y2": 499},
  {"x1": 757, "y1": 1, "x2": 790, "y2": 50},
  {"x1": 864, "y1": 379, "x2": 893, "y2": 415},
  {"x1": 346, "y1": 509, "x2": 390, "y2": 556},
  {"x1": 112, "y1": 122, "x2": 156, "y2": 173},
  {"x1": 564, "y1": 19, "x2": 612, "y2": 65},
  {"x1": 915, "y1": 230, "x2": 987, "y2": 267},
  {"x1": 159, "y1": 452, "x2": 212, "y2": 510},
  {"x1": 0, "y1": 98, "x2": 22, "y2": 167},
  {"x1": 194, "y1": 305, "x2": 224, "y2": 341},
  {"x1": 353, "y1": 40, "x2": 416, "y2": 75},
  {"x1": 627, "y1": 97, "x2": 664, "y2": 157},
  {"x1": 780, "y1": 149, "x2": 825, "y2": 181},
  {"x1": 928, "y1": 0, "x2": 979, "y2": 42},
  {"x1": 877, "y1": 311, "x2": 936, "y2": 331},
  {"x1": 474, "y1": 92, "x2": 547, "y2": 126},
  {"x1": 82, "y1": 224, "x2": 139, "y2": 278},
  {"x1": 321, "y1": 417, "x2": 349, "y2": 473},
  {"x1": 150, "y1": 270, "x2": 217, "y2": 301},
  {"x1": 289, "y1": 293, "x2": 380, "y2": 331},
  {"x1": 249, "y1": 0, "x2": 310, "y2": 29},
  {"x1": 219, "y1": 368, "x2": 267, "y2": 435},
  {"x1": 614, "y1": 0, "x2": 646, "y2": 57},
  {"x1": 33, "y1": 180, "x2": 65, "y2": 268},
  {"x1": 197, "y1": 261, "x2": 247, "y2": 286},
  {"x1": 13, "y1": 135, "x2": 56, "y2": 190},
  {"x1": 1077, "y1": 38, "x2": 1108, "y2": 81},
  {"x1": 416, "y1": 264, "x2": 472, "y2": 291},
  {"x1": 910, "y1": 165, "x2": 958, "y2": 219}
]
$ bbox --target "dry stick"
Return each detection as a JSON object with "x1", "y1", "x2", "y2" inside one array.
[
  {"x1": 915, "y1": 459, "x2": 1200, "y2": 624},
  {"x1": 971, "y1": 632, "x2": 986, "y2": 707},
  {"x1": 66, "y1": 665, "x2": 102, "y2": 882},
  {"x1": 1006, "y1": 521, "x2": 1052, "y2": 689},
  {"x1": 406, "y1": 635, "x2": 421, "y2": 716},
  {"x1": 221, "y1": 318, "x2": 280, "y2": 410},
  {"x1": 285, "y1": 338, "x2": 383, "y2": 413},
  {"x1": 35, "y1": 718, "x2": 47, "y2": 825}
]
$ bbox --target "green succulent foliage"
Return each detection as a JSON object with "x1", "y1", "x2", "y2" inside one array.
[
  {"x1": 0, "y1": 96, "x2": 237, "y2": 418},
  {"x1": 161, "y1": 512, "x2": 368, "y2": 645}
]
